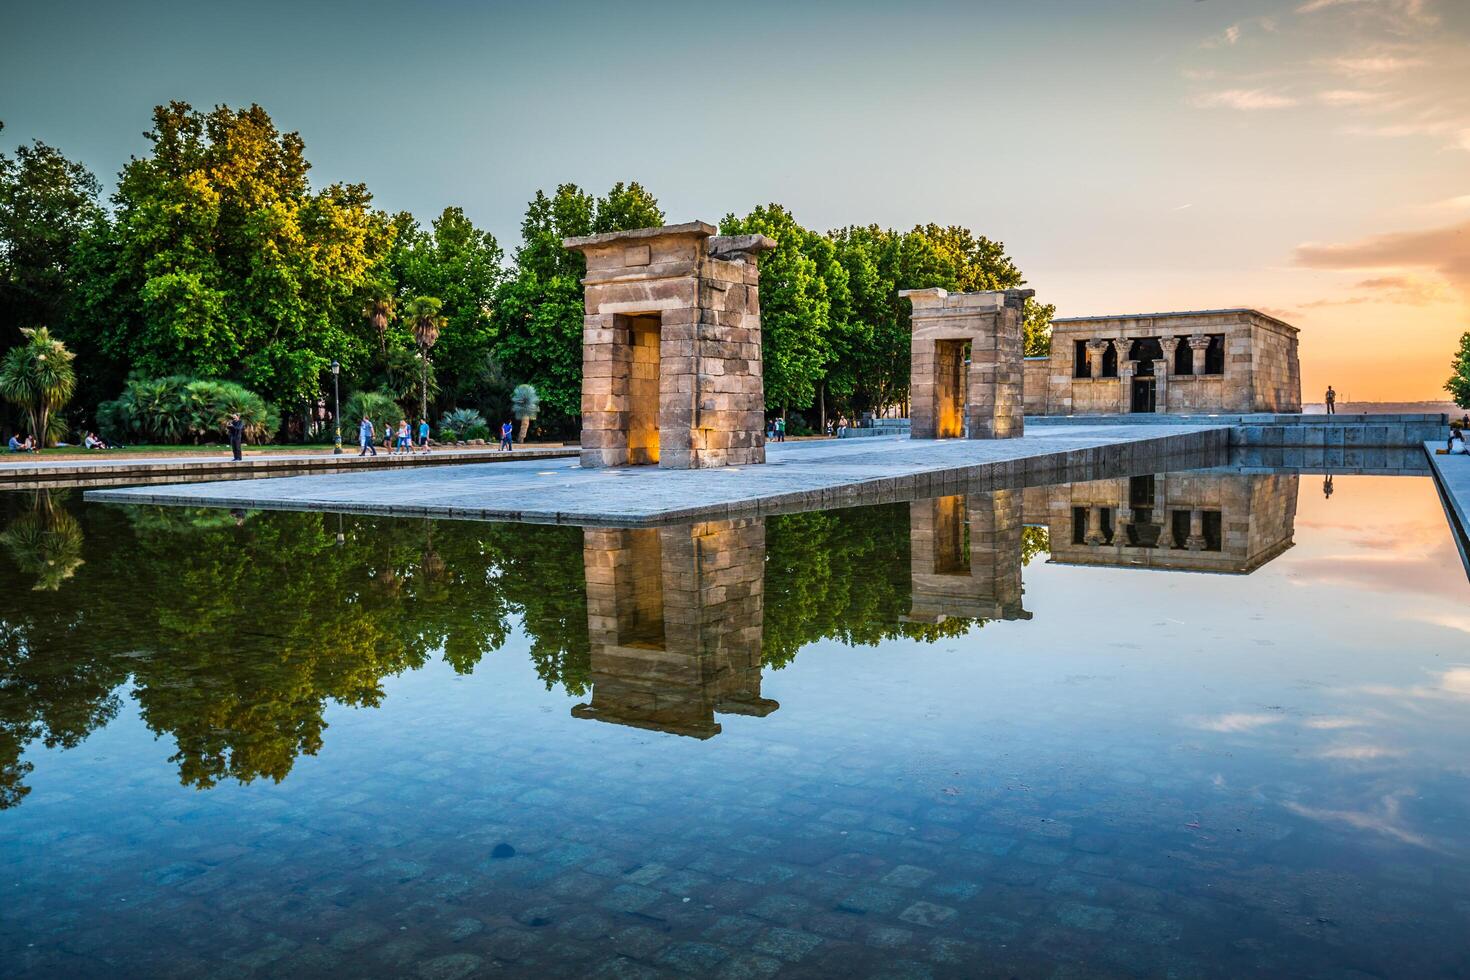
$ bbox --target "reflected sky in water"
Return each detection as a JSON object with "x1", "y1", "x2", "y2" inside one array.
[{"x1": 1, "y1": 470, "x2": 1467, "y2": 978}]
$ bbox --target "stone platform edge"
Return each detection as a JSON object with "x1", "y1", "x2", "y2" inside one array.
[
  {"x1": 0, "y1": 446, "x2": 578, "y2": 488},
  {"x1": 88, "y1": 428, "x2": 1231, "y2": 528},
  {"x1": 1424, "y1": 441, "x2": 1470, "y2": 579}
]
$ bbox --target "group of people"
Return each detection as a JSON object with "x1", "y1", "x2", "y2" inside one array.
[
  {"x1": 1449, "y1": 414, "x2": 1470, "y2": 455},
  {"x1": 356, "y1": 416, "x2": 520, "y2": 455},
  {"x1": 6, "y1": 433, "x2": 35, "y2": 453},
  {"x1": 824, "y1": 416, "x2": 851, "y2": 438},
  {"x1": 357, "y1": 416, "x2": 432, "y2": 456},
  {"x1": 766, "y1": 417, "x2": 787, "y2": 442}
]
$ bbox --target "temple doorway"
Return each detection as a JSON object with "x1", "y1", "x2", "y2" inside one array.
[
  {"x1": 935, "y1": 339, "x2": 970, "y2": 438},
  {"x1": 623, "y1": 314, "x2": 661, "y2": 464}
]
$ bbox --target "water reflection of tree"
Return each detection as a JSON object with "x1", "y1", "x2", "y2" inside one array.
[
  {"x1": 0, "y1": 494, "x2": 1008, "y2": 804},
  {"x1": 0, "y1": 491, "x2": 85, "y2": 591}
]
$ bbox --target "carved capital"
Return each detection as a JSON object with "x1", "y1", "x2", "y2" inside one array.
[
  {"x1": 1159, "y1": 336, "x2": 1182, "y2": 355},
  {"x1": 1187, "y1": 333, "x2": 1211, "y2": 351}
]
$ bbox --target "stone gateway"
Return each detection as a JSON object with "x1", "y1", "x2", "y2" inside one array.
[
  {"x1": 901, "y1": 287, "x2": 1032, "y2": 440},
  {"x1": 564, "y1": 222, "x2": 775, "y2": 469}
]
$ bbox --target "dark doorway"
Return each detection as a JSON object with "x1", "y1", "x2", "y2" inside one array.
[{"x1": 1131, "y1": 377, "x2": 1156, "y2": 413}]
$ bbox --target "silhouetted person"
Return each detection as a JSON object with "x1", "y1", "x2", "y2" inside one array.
[
  {"x1": 1323, "y1": 474, "x2": 1333, "y2": 499},
  {"x1": 1325, "y1": 386, "x2": 1336, "y2": 415},
  {"x1": 1450, "y1": 421, "x2": 1467, "y2": 455},
  {"x1": 226, "y1": 414, "x2": 245, "y2": 461}
]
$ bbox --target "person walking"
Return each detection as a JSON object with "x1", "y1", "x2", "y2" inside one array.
[
  {"x1": 395, "y1": 419, "x2": 411, "y2": 455},
  {"x1": 500, "y1": 420, "x2": 514, "y2": 451},
  {"x1": 358, "y1": 415, "x2": 376, "y2": 456},
  {"x1": 226, "y1": 413, "x2": 245, "y2": 461},
  {"x1": 417, "y1": 418, "x2": 431, "y2": 454},
  {"x1": 1325, "y1": 385, "x2": 1336, "y2": 415}
]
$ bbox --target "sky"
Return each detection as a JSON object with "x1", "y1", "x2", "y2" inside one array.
[{"x1": 2, "y1": 0, "x2": 1468, "y2": 401}]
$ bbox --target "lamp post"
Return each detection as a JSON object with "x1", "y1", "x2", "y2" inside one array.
[{"x1": 331, "y1": 359, "x2": 342, "y2": 455}]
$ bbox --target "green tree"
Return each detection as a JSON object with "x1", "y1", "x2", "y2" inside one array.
[
  {"x1": 0, "y1": 327, "x2": 76, "y2": 444},
  {"x1": 387, "y1": 208, "x2": 503, "y2": 409},
  {"x1": 1447, "y1": 331, "x2": 1470, "y2": 409},
  {"x1": 1024, "y1": 298, "x2": 1055, "y2": 358},
  {"x1": 0, "y1": 125, "x2": 103, "y2": 350},
  {"x1": 404, "y1": 295, "x2": 444, "y2": 419},
  {"x1": 68, "y1": 102, "x2": 397, "y2": 421}
]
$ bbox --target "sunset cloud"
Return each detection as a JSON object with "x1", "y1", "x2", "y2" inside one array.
[
  {"x1": 1294, "y1": 219, "x2": 1470, "y2": 303},
  {"x1": 1193, "y1": 88, "x2": 1299, "y2": 110},
  {"x1": 1316, "y1": 88, "x2": 1385, "y2": 106}
]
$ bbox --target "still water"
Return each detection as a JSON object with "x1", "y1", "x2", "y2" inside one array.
[{"x1": 2, "y1": 469, "x2": 1468, "y2": 978}]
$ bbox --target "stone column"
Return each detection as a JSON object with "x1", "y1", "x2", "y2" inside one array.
[
  {"x1": 1186, "y1": 508, "x2": 1206, "y2": 551},
  {"x1": 1158, "y1": 337, "x2": 1180, "y2": 414},
  {"x1": 1114, "y1": 339, "x2": 1136, "y2": 414},
  {"x1": 1188, "y1": 334, "x2": 1209, "y2": 376},
  {"x1": 1159, "y1": 513, "x2": 1177, "y2": 550},
  {"x1": 1084, "y1": 505, "x2": 1104, "y2": 545},
  {"x1": 1085, "y1": 339, "x2": 1109, "y2": 378}
]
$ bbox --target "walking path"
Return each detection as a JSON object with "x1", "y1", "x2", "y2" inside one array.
[
  {"x1": 0, "y1": 445, "x2": 576, "y2": 489},
  {"x1": 1425, "y1": 441, "x2": 1470, "y2": 578},
  {"x1": 86, "y1": 424, "x2": 1229, "y2": 525}
]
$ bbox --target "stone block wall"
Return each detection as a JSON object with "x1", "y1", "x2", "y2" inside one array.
[
  {"x1": 565, "y1": 223, "x2": 774, "y2": 469},
  {"x1": 903, "y1": 287, "x2": 1031, "y2": 439}
]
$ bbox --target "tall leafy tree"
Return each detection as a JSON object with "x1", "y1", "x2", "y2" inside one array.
[
  {"x1": 0, "y1": 124, "x2": 103, "y2": 350},
  {"x1": 68, "y1": 102, "x2": 397, "y2": 417},
  {"x1": 387, "y1": 207, "x2": 503, "y2": 409},
  {"x1": 1448, "y1": 331, "x2": 1470, "y2": 409}
]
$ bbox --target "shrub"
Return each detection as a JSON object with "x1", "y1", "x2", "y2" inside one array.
[
  {"x1": 343, "y1": 390, "x2": 404, "y2": 440},
  {"x1": 97, "y1": 376, "x2": 277, "y2": 444},
  {"x1": 463, "y1": 423, "x2": 491, "y2": 442},
  {"x1": 439, "y1": 407, "x2": 487, "y2": 439}
]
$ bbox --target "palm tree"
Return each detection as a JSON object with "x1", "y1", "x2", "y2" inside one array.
[
  {"x1": 0, "y1": 328, "x2": 77, "y2": 448},
  {"x1": 363, "y1": 295, "x2": 395, "y2": 355},
  {"x1": 404, "y1": 296, "x2": 444, "y2": 420},
  {"x1": 512, "y1": 384, "x2": 539, "y2": 444}
]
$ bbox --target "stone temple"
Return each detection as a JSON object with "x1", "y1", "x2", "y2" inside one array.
[
  {"x1": 902, "y1": 287, "x2": 1033, "y2": 440},
  {"x1": 564, "y1": 222, "x2": 775, "y2": 469},
  {"x1": 1025, "y1": 309, "x2": 1301, "y2": 416}
]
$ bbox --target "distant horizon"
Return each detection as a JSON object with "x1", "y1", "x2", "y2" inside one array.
[{"x1": 4, "y1": 0, "x2": 1468, "y2": 401}]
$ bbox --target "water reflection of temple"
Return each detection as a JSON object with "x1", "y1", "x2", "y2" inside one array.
[
  {"x1": 574, "y1": 519, "x2": 776, "y2": 738},
  {"x1": 1026, "y1": 472, "x2": 1299, "y2": 574},
  {"x1": 905, "y1": 490, "x2": 1030, "y2": 623}
]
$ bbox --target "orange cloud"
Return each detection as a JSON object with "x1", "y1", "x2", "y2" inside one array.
[{"x1": 1294, "y1": 219, "x2": 1470, "y2": 302}]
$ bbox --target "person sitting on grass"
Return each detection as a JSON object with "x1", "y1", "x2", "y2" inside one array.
[
  {"x1": 7, "y1": 433, "x2": 33, "y2": 453},
  {"x1": 83, "y1": 431, "x2": 111, "y2": 450}
]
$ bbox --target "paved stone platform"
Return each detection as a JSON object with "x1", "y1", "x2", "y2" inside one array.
[
  {"x1": 86, "y1": 425, "x2": 1230, "y2": 525},
  {"x1": 1425, "y1": 441, "x2": 1470, "y2": 578},
  {"x1": 0, "y1": 445, "x2": 576, "y2": 489}
]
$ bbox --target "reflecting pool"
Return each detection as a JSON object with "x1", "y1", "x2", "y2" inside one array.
[{"x1": 2, "y1": 468, "x2": 1468, "y2": 978}]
